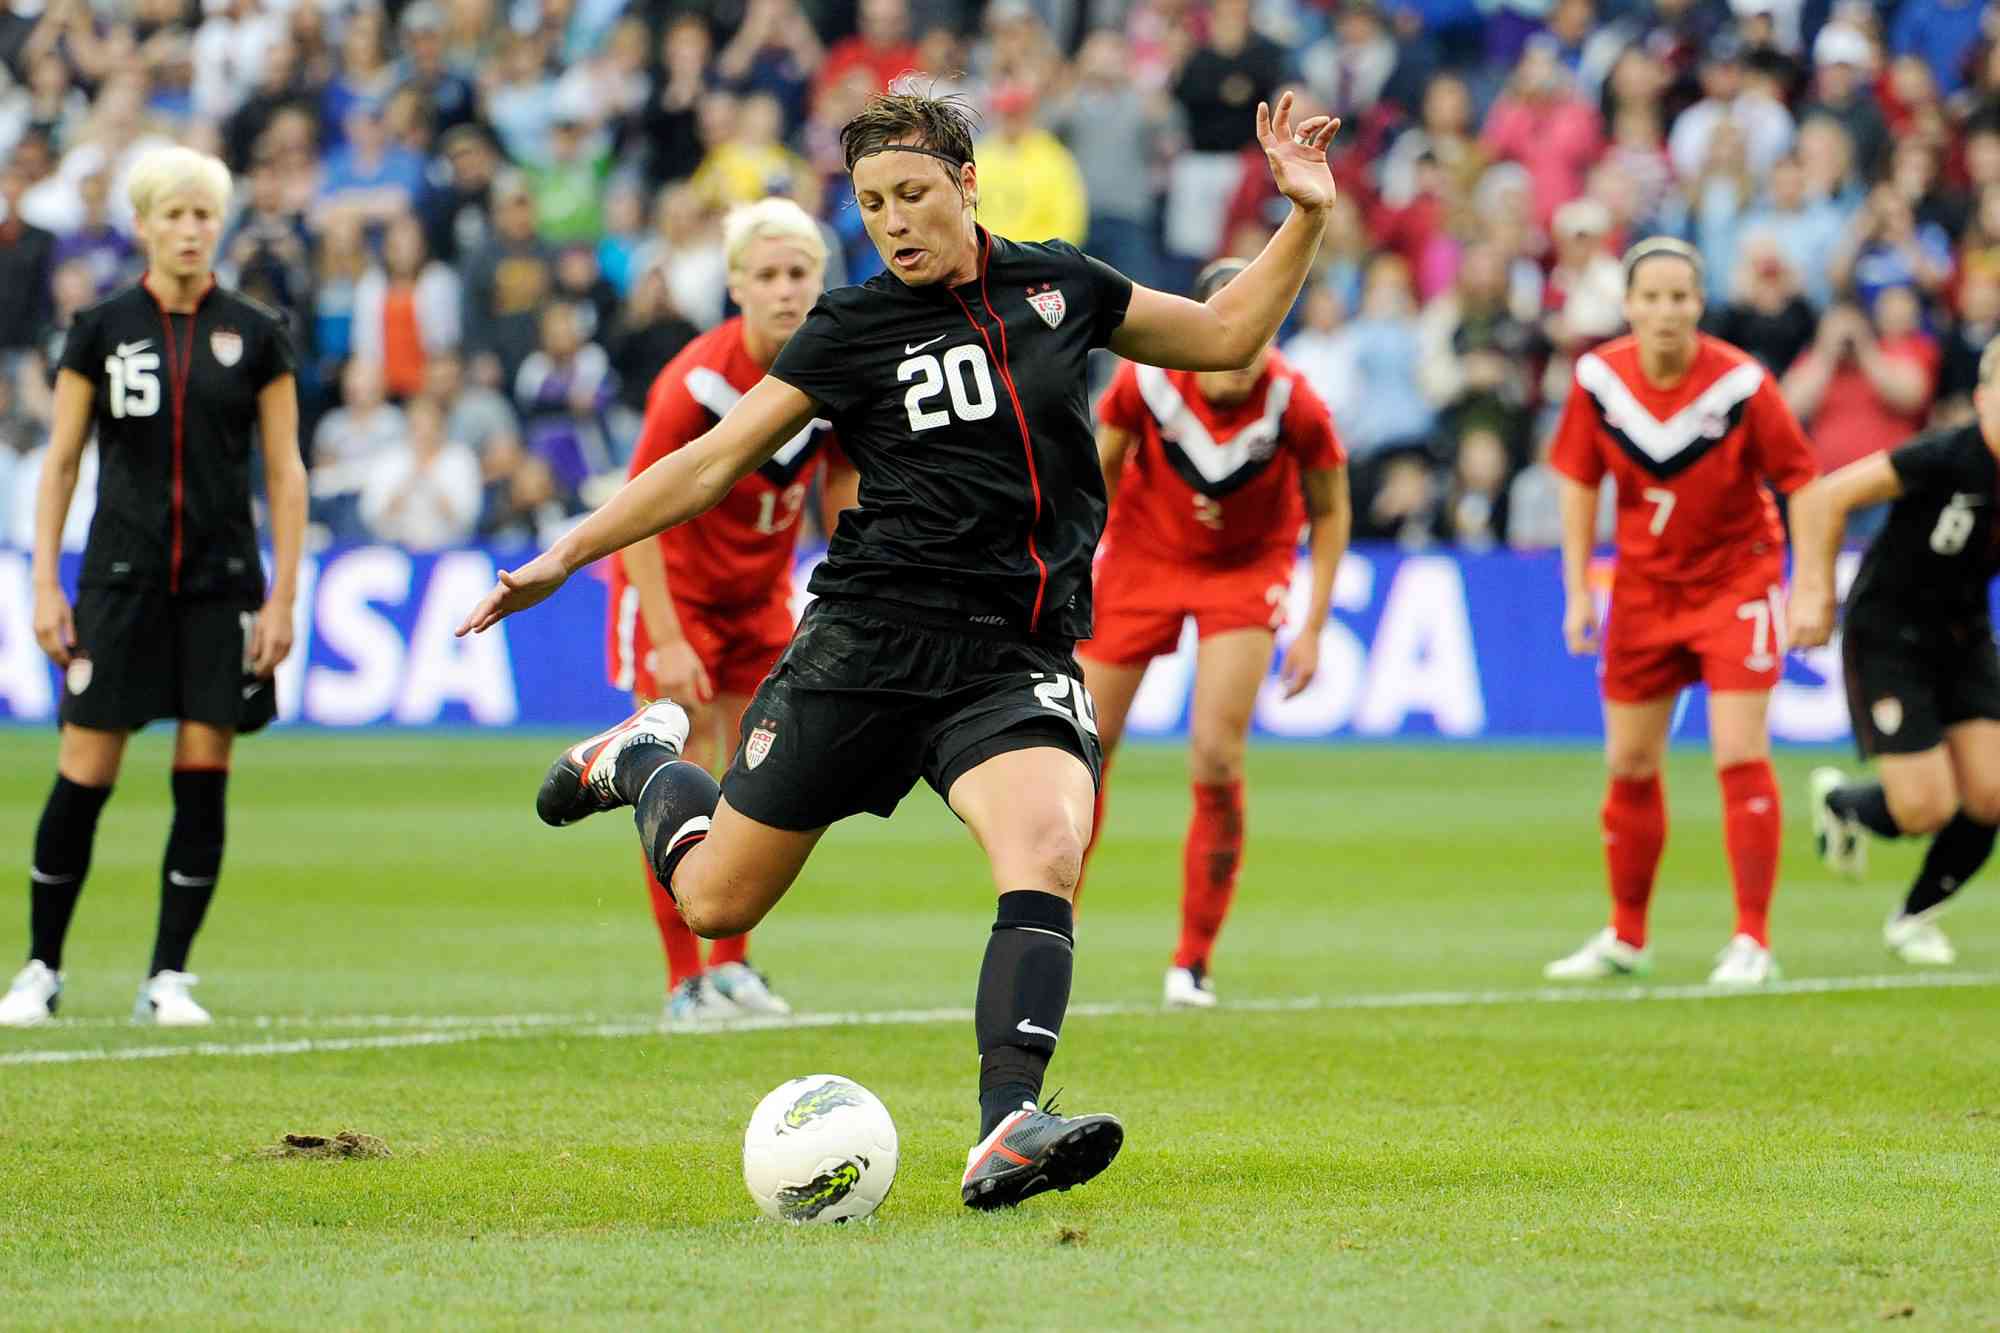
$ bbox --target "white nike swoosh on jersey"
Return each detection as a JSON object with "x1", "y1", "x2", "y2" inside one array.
[
  {"x1": 1015, "y1": 1018, "x2": 1059, "y2": 1040},
  {"x1": 242, "y1": 683, "x2": 263, "y2": 699},
  {"x1": 904, "y1": 334, "x2": 948, "y2": 355},
  {"x1": 166, "y1": 871, "x2": 217, "y2": 888},
  {"x1": 116, "y1": 340, "x2": 153, "y2": 357}
]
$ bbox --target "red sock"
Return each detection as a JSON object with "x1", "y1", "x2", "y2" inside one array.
[
  {"x1": 643, "y1": 851, "x2": 702, "y2": 989},
  {"x1": 1602, "y1": 775, "x2": 1666, "y2": 949},
  {"x1": 707, "y1": 932, "x2": 749, "y2": 968},
  {"x1": 1174, "y1": 780, "x2": 1244, "y2": 970},
  {"x1": 1718, "y1": 759, "x2": 1780, "y2": 947}
]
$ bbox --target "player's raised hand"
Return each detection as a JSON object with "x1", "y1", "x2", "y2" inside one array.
[
  {"x1": 651, "y1": 638, "x2": 716, "y2": 705},
  {"x1": 457, "y1": 552, "x2": 568, "y2": 636},
  {"x1": 248, "y1": 597, "x2": 295, "y2": 676},
  {"x1": 1278, "y1": 630, "x2": 1321, "y2": 699},
  {"x1": 1789, "y1": 586, "x2": 1837, "y2": 650},
  {"x1": 1563, "y1": 592, "x2": 1599, "y2": 655},
  {"x1": 1256, "y1": 92, "x2": 1340, "y2": 215},
  {"x1": 32, "y1": 585, "x2": 76, "y2": 668}
]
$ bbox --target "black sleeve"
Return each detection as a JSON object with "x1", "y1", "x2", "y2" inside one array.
[
  {"x1": 256, "y1": 308, "x2": 299, "y2": 388},
  {"x1": 56, "y1": 303, "x2": 101, "y2": 382},
  {"x1": 766, "y1": 298, "x2": 861, "y2": 415},
  {"x1": 1051, "y1": 240, "x2": 1134, "y2": 349},
  {"x1": 1890, "y1": 431, "x2": 1984, "y2": 495}
]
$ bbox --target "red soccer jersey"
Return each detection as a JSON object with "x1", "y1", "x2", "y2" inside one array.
[
  {"x1": 1096, "y1": 350, "x2": 1346, "y2": 566},
  {"x1": 1549, "y1": 334, "x2": 1817, "y2": 586},
  {"x1": 608, "y1": 317, "x2": 840, "y2": 613}
]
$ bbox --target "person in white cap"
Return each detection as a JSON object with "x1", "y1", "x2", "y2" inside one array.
[{"x1": 1801, "y1": 23, "x2": 1888, "y2": 177}]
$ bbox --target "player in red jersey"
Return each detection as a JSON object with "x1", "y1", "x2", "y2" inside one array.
[
  {"x1": 1076, "y1": 260, "x2": 1350, "y2": 1008},
  {"x1": 1543, "y1": 238, "x2": 1818, "y2": 986},
  {"x1": 605, "y1": 199, "x2": 857, "y2": 1028}
]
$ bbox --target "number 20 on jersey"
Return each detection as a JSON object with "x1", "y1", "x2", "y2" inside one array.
[{"x1": 899, "y1": 344, "x2": 999, "y2": 432}]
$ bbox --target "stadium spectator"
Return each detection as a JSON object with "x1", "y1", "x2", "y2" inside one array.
[
  {"x1": 814, "y1": 0, "x2": 918, "y2": 106},
  {"x1": 1731, "y1": 151, "x2": 1846, "y2": 311},
  {"x1": 420, "y1": 123, "x2": 499, "y2": 267},
  {"x1": 394, "y1": 1, "x2": 477, "y2": 141},
  {"x1": 321, "y1": 6, "x2": 397, "y2": 151},
  {"x1": 314, "y1": 102, "x2": 425, "y2": 232},
  {"x1": 1935, "y1": 269, "x2": 2000, "y2": 421},
  {"x1": 1800, "y1": 23, "x2": 1887, "y2": 178},
  {"x1": 527, "y1": 111, "x2": 612, "y2": 245},
  {"x1": 595, "y1": 179, "x2": 649, "y2": 297},
  {"x1": 284, "y1": 0, "x2": 336, "y2": 89},
  {"x1": 1830, "y1": 184, "x2": 1952, "y2": 311},
  {"x1": 1166, "y1": 0, "x2": 1285, "y2": 264},
  {"x1": 1704, "y1": 229, "x2": 1817, "y2": 374},
  {"x1": 714, "y1": 0, "x2": 824, "y2": 132},
  {"x1": 1340, "y1": 254, "x2": 1436, "y2": 459},
  {"x1": 970, "y1": 82, "x2": 1085, "y2": 246},
  {"x1": 16, "y1": 51, "x2": 92, "y2": 155},
  {"x1": 1598, "y1": 49, "x2": 1677, "y2": 230},
  {"x1": 1480, "y1": 38, "x2": 1604, "y2": 229},
  {"x1": 1420, "y1": 243, "x2": 1535, "y2": 458},
  {"x1": 1783, "y1": 287, "x2": 1938, "y2": 480},
  {"x1": 310, "y1": 358, "x2": 406, "y2": 542},
  {"x1": 359, "y1": 394, "x2": 481, "y2": 550},
  {"x1": 459, "y1": 170, "x2": 556, "y2": 379},
  {"x1": 604, "y1": 264, "x2": 698, "y2": 420},
  {"x1": 690, "y1": 90, "x2": 806, "y2": 211},
  {"x1": 514, "y1": 301, "x2": 617, "y2": 505},
  {"x1": 970, "y1": 0, "x2": 1064, "y2": 93},
  {"x1": 220, "y1": 38, "x2": 304, "y2": 172},
  {"x1": 50, "y1": 167, "x2": 138, "y2": 297},
  {"x1": 1543, "y1": 198, "x2": 1624, "y2": 358},
  {"x1": 217, "y1": 154, "x2": 311, "y2": 318},
  {"x1": 1378, "y1": 72, "x2": 1483, "y2": 215},
  {"x1": 1299, "y1": 0, "x2": 1404, "y2": 122},
  {"x1": 483, "y1": 30, "x2": 559, "y2": 169},
  {"x1": 1796, "y1": 112, "x2": 1863, "y2": 212},
  {"x1": 1443, "y1": 425, "x2": 1510, "y2": 551},
  {"x1": 1683, "y1": 119, "x2": 1756, "y2": 302},
  {"x1": 425, "y1": 349, "x2": 520, "y2": 468},
  {"x1": 0, "y1": 159, "x2": 54, "y2": 355},
  {"x1": 1282, "y1": 281, "x2": 1359, "y2": 431},
  {"x1": 1668, "y1": 37, "x2": 1794, "y2": 186},
  {"x1": 353, "y1": 214, "x2": 460, "y2": 401},
  {"x1": 1355, "y1": 446, "x2": 1441, "y2": 548},
  {"x1": 551, "y1": 244, "x2": 618, "y2": 346},
  {"x1": 629, "y1": 13, "x2": 711, "y2": 195},
  {"x1": 310, "y1": 210, "x2": 369, "y2": 387},
  {"x1": 1889, "y1": 0, "x2": 1985, "y2": 98},
  {"x1": 1046, "y1": 29, "x2": 1176, "y2": 289},
  {"x1": 190, "y1": 0, "x2": 281, "y2": 126},
  {"x1": 642, "y1": 182, "x2": 726, "y2": 330}
]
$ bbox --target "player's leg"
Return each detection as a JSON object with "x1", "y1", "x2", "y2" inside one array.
[
  {"x1": 2, "y1": 724, "x2": 128, "y2": 1026},
  {"x1": 627, "y1": 687, "x2": 727, "y2": 1026},
  {"x1": 947, "y1": 744, "x2": 1124, "y2": 1209},
  {"x1": 1707, "y1": 689, "x2": 1782, "y2": 984},
  {"x1": 1881, "y1": 719, "x2": 2000, "y2": 965},
  {"x1": 131, "y1": 720, "x2": 235, "y2": 1026},
  {"x1": 701, "y1": 688, "x2": 795, "y2": 1016},
  {"x1": 1546, "y1": 692, "x2": 1676, "y2": 979},
  {"x1": 1072, "y1": 654, "x2": 1148, "y2": 905},
  {"x1": 1165, "y1": 626, "x2": 1272, "y2": 1007}
]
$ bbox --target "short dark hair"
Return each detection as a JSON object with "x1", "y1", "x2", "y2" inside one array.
[
  {"x1": 840, "y1": 91, "x2": 978, "y2": 175},
  {"x1": 1193, "y1": 257, "x2": 1248, "y2": 303}
]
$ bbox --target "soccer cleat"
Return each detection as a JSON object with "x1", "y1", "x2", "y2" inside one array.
[
  {"x1": 133, "y1": 970, "x2": 212, "y2": 1026},
  {"x1": 1884, "y1": 908, "x2": 1957, "y2": 966},
  {"x1": 1163, "y1": 964, "x2": 1217, "y2": 1008},
  {"x1": 536, "y1": 699, "x2": 691, "y2": 827},
  {"x1": 663, "y1": 974, "x2": 740, "y2": 1030},
  {"x1": 0, "y1": 961, "x2": 61, "y2": 1027},
  {"x1": 962, "y1": 1100, "x2": 1125, "y2": 1210},
  {"x1": 1543, "y1": 927, "x2": 1651, "y2": 981},
  {"x1": 707, "y1": 961, "x2": 792, "y2": 1015},
  {"x1": 1707, "y1": 934, "x2": 1779, "y2": 987},
  {"x1": 1809, "y1": 767, "x2": 1867, "y2": 878}
]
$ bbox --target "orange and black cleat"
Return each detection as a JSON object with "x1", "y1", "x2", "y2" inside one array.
[{"x1": 961, "y1": 1100, "x2": 1124, "y2": 1209}]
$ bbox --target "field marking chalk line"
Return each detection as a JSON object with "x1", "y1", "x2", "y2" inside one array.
[{"x1": 4, "y1": 971, "x2": 1994, "y2": 1067}]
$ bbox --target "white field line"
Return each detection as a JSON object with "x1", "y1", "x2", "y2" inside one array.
[{"x1": 4, "y1": 971, "x2": 1996, "y2": 1068}]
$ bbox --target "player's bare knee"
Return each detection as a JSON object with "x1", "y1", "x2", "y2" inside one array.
[
  {"x1": 1187, "y1": 734, "x2": 1247, "y2": 786},
  {"x1": 995, "y1": 819, "x2": 1086, "y2": 897},
  {"x1": 1887, "y1": 784, "x2": 1955, "y2": 836},
  {"x1": 1604, "y1": 748, "x2": 1662, "y2": 781},
  {"x1": 675, "y1": 877, "x2": 768, "y2": 939},
  {"x1": 1959, "y1": 783, "x2": 2000, "y2": 826}
]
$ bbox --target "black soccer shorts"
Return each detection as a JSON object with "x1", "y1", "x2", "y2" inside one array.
[
  {"x1": 60, "y1": 588, "x2": 266, "y2": 733},
  {"x1": 719, "y1": 597, "x2": 1104, "y2": 831},
  {"x1": 1842, "y1": 612, "x2": 2000, "y2": 758}
]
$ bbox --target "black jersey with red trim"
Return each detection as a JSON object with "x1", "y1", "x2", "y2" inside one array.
[
  {"x1": 58, "y1": 277, "x2": 295, "y2": 598},
  {"x1": 768, "y1": 229, "x2": 1133, "y2": 641}
]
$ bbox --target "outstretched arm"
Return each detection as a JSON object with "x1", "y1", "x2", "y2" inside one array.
[
  {"x1": 1788, "y1": 453, "x2": 1902, "y2": 649},
  {"x1": 1109, "y1": 93, "x2": 1340, "y2": 372},
  {"x1": 458, "y1": 376, "x2": 820, "y2": 635}
]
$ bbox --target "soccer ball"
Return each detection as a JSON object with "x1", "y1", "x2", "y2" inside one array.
[{"x1": 742, "y1": 1074, "x2": 899, "y2": 1224}]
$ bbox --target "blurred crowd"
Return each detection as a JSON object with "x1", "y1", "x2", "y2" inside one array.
[{"x1": 0, "y1": 0, "x2": 1996, "y2": 555}]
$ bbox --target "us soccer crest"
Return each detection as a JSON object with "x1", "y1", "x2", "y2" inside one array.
[
  {"x1": 745, "y1": 718, "x2": 778, "y2": 770},
  {"x1": 1027, "y1": 286, "x2": 1066, "y2": 329},
  {"x1": 209, "y1": 328, "x2": 243, "y2": 367},
  {"x1": 1872, "y1": 697, "x2": 1903, "y2": 737}
]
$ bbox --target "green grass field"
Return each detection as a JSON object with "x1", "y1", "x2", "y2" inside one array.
[{"x1": 1, "y1": 730, "x2": 1996, "y2": 1331}]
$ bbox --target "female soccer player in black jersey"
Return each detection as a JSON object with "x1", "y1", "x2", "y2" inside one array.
[
  {"x1": 1, "y1": 146, "x2": 304, "y2": 1029},
  {"x1": 461, "y1": 92, "x2": 1339, "y2": 1209}
]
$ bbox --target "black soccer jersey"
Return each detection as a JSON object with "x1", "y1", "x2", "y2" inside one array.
[
  {"x1": 768, "y1": 229, "x2": 1133, "y2": 641},
  {"x1": 58, "y1": 276, "x2": 296, "y2": 598},
  {"x1": 1847, "y1": 424, "x2": 2000, "y2": 625}
]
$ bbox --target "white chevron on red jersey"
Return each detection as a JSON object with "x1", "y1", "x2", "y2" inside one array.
[
  {"x1": 683, "y1": 364, "x2": 830, "y2": 483},
  {"x1": 1550, "y1": 333, "x2": 1816, "y2": 587},
  {"x1": 1098, "y1": 349, "x2": 1344, "y2": 566}
]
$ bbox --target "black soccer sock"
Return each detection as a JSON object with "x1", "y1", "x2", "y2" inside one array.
[
  {"x1": 630, "y1": 755, "x2": 720, "y2": 896},
  {"x1": 1829, "y1": 781, "x2": 1901, "y2": 839},
  {"x1": 149, "y1": 769, "x2": 227, "y2": 976},
  {"x1": 1903, "y1": 813, "x2": 1996, "y2": 918},
  {"x1": 975, "y1": 890, "x2": 1074, "y2": 1139},
  {"x1": 27, "y1": 776, "x2": 113, "y2": 970}
]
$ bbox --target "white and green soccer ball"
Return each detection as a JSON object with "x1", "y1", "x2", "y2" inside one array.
[{"x1": 743, "y1": 1074, "x2": 899, "y2": 1223}]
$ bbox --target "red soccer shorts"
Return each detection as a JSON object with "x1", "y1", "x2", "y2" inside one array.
[
  {"x1": 1079, "y1": 544, "x2": 1295, "y2": 667},
  {"x1": 608, "y1": 591, "x2": 795, "y2": 701},
  {"x1": 1600, "y1": 564, "x2": 1787, "y2": 703}
]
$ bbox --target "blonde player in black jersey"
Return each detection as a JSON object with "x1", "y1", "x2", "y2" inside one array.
[
  {"x1": 1, "y1": 146, "x2": 303, "y2": 1029},
  {"x1": 461, "y1": 92, "x2": 1340, "y2": 1210}
]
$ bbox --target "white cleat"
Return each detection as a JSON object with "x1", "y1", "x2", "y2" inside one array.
[
  {"x1": 1163, "y1": 964, "x2": 1218, "y2": 1008},
  {"x1": 1708, "y1": 934, "x2": 1779, "y2": 987},
  {"x1": 707, "y1": 962, "x2": 792, "y2": 1015},
  {"x1": 133, "y1": 970, "x2": 213, "y2": 1026},
  {"x1": 0, "y1": 960, "x2": 61, "y2": 1027},
  {"x1": 662, "y1": 974, "x2": 740, "y2": 1031},
  {"x1": 536, "y1": 699, "x2": 692, "y2": 827},
  {"x1": 1809, "y1": 767, "x2": 1867, "y2": 878},
  {"x1": 1884, "y1": 908, "x2": 1957, "y2": 966},
  {"x1": 1543, "y1": 927, "x2": 1650, "y2": 980}
]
